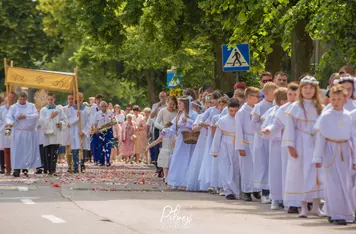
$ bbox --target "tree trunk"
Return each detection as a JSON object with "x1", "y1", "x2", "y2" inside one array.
[
  {"x1": 144, "y1": 69, "x2": 157, "y2": 107},
  {"x1": 291, "y1": 19, "x2": 314, "y2": 80},
  {"x1": 266, "y1": 37, "x2": 284, "y2": 74},
  {"x1": 214, "y1": 37, "x2": 235, "y2": 92}
]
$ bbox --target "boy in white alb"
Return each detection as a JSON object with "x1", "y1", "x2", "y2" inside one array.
[
  {"x1": 68, "y1": 93, "x2": 91, "y2": 173},
  {"x1": 251, "y1": 82, "x2": 278, "y2": 203},
  {"x1": 39, "y1": 92, "x2": 68, "y2": 175},
  {"x1": 260, "y1": 82, "x2": 300, "y2": 213},
  {"x1": 313, "y1": 85, "x2": 356, "y2": 225},
  {"x1": 261, "y1": 87, "x2": 288, "y2": 210},
  {"x1": 211, "y1": 99, "x2": 240, "y2": 200},
  {"x1": 235, "y1": 87, "x2": 261, "y2": 201}
]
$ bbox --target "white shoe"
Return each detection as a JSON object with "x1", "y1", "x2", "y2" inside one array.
[
  {"x1": 207, "y1": 187, "x2": 215, "y2": 194},
  {"x1": 310, "y1": 208, "x2": 326, "y2": 217},
  {"x1": 270, "y1": 201, "x2": 281, "y2": 210},
  {"x1": 219, "y1": 192, "x2": 225, "y2": 196},
  {"x1": 261, "y1": 196, "x2": 271, "y2": 204},
  {"x1": 298, "y1": 209, "x2": 308, "y2": 218}
]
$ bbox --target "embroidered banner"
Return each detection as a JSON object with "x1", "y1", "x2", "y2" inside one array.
[{"x1": 6, "y1": 67, "x2": 75, "y2": 93}]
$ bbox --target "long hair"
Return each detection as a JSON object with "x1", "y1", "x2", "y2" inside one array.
[
  {"x1": 178, "y1": 97, "x2": 190, "y2": 119},
  {"x1": 297, "y1": 81, "x2": 323, "y2": 117}
]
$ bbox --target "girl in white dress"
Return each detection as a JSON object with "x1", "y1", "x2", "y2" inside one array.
[
  {"x1": 283, "y1": 76, "x2": 325, "y2": 218},
  {"x1": 154, "y1": 96, "x2": 178, "y2": 181}
]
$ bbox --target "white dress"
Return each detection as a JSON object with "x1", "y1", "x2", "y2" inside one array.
[
  {"x1": 211, "y1": 114, "x2": 240, "y2": 197},
  {"x1": 0, "y1": 105, "x2": 11, "y2": 149},
  {"x1": 162, "y1": 111, "x2": 198, "y2": 187},
  {"x1": 6, "y1": 102, "x2": 41, "y2": 169},
  {"x1": 313, "y1": 109, "x2": 355, "y2": 222},
  {"x1": 235, "y1": 103, "x2": 257, "y2": 193},
  {"x1": 198, "y1": 107, "x2": 221, "y2": 190},
  {"x1": 67, "y1": 105, "x2": 91, "y2": 150},
  {"x1": 184, "y1": 114, "x2": 208, "y2": 191},
  {"x1": 155, "y1": 108, "x2": 177, "y2": 168},
  {"x1": 39, "y1": 105, "x2": 68, "y2": 147},
  {"x1": 283, "y1": 99, "x2": 324, "y2": 202}
]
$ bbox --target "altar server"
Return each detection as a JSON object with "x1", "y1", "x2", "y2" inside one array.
[
  {"x1": 260, "y1": 87, "x2": 288, "y2": 209},
  {"x1": 0, "y1": 92, "x2": 16, "y2": 175},
  {"x1": 40, "y1": 92, "x2": 68, "y2": 175},
  {"x1": 313, "y1": 85, "x2": 356, "y2": 225},
  {"x1": 251, "y1": 82, "x2": 278, "y2": 203},
  {"x1": 68, "y1": 93, "x2": 91, "y2": 173},
  {"x1": 260, "y1": 82, "x2": 300, "y2": 213},
  {"x1": 235, "y1": 87, "x2": 261, "y2": 201},
  {"x1": 62, "y1": 94, "x2": 74, "y2": 172},
  {"x1": 6, "y1": 92, "x2": 41, "y2": 177},
  {"x1": 211, "y1": 98, "x2": 241, "y2": 200},
  {"x1": 283, "y1": 76, "x2": 325, "y2": 218}
]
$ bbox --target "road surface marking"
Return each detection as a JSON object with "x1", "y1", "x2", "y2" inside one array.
[
  {"x1": 42, "y1": 215, "x2": 66, "y2": 224},
  {"x1": 0, "y1": 197, "x2": 40, "y2": 200},
  {"x1": 21, "y1": 199, "x2": 35, "y2": 205}
]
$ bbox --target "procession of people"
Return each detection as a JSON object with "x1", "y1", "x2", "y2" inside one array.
[{"x1": 0, "y1": 65, "x2": 356, "y2": 226}]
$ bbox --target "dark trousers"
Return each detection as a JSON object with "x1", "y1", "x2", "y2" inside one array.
[
  {"x1": 36, "y1": 145, "x2": 45, "y2": 171},
  {"x1": 0, "y1": 150, "x2": 4, "y2": 172},
  {"x1": 149, "y1": 127, "x2": 161, "y2": 170},
  {"x1": 97, "y1": 128, "x2": 113, "y2": 165},
  {"x1": 91, "y1": 134, "x2": 100, "y2": 163},
  {"x1": 4, "y1": 148, "x2": 11, "y2": 174},
  {"x1": 44, "y1": 144, "x2": 59, "y2": 174},
  {"x1": 72, "y1": 149, "x2": 90, "y2": 170}
]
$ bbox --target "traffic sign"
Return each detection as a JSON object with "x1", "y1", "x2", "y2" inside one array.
[
  {"x1": 222, "y1": 44, "x2": 250, "y2": 72},
  {"x1": 167, "y1": 70, "x2": 181, "y2": 88}
]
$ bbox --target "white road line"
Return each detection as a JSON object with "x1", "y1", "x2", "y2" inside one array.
[
  {"x1": 42, "y1": 215, "x2": 66, "y2": 224},
  {"x1": 21, "y1": 199, "x2": 35, "y2": 205},
  {"x1": 0, "y1": 197, "x2": 40, "y2": 200}
]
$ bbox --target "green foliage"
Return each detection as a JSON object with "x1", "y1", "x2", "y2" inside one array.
[
  {"x1": 5, "y1": 0, "x2": 354, "y2": 105},
  {"x1": 0, "y1": 0, "x2": 61, "y2": 88}
]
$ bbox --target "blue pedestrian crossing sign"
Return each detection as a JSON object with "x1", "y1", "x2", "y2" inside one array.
[
  {"x1": 222, "y1": 44, "x2": 250, "y2": 72},
  {"x1": 167, "y1": 70, "x2": 181, "y2": 88}
]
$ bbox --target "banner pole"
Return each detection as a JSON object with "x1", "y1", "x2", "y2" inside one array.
[{"x1": 74, "y1": 67, "x2": 83, "y2": 162}]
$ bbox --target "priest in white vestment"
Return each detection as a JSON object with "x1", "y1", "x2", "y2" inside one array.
[{"x1": 6, "y1": 92, "x2": 41, "y2": 177}]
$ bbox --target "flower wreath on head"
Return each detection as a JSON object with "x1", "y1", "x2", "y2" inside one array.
[
  {"x1": 300, "y1": 76, "x2": 319, "y2": 85},
  {"x1": 333, "y1": 76, "x2": 356, "y2": 97}
]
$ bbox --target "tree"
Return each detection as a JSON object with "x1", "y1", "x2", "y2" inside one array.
[{"x1": 0, "y1": 0, "x2": 61, "y2": 89}]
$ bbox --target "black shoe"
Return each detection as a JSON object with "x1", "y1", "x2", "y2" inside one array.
[
  {"x1": 0, "y1": 170, "x2": 4, "y2": 174},
  {"x1": 99, "y1": 164, "x2": 105, "y2": 167},
  {"x1": 49, "y1": 172, "x2": 57, "y2": 176},
  {"x1": 106, "y1": 163, "x2": 111, "y2": 167},
  {"x1": 327, "y1": 217, "x2": 333, "y2": 224},
  {"x1": 333, "y1": 220, "x2": 347, "y2": 225},
  {"x1": 35, "y1": 169, "x2": 43, "y2": 174},
  {"x1": 288, "y1": 206, "x2": 299, "y2": 214},
  {"x1": 13, "y1": 172, "x2": 20, "y2": 177},
  {"x1": 252, "y1": 192, "x2": 261, "y2": 200},
  {"x1": 243, "y1": 193, "x2": 252, "y2": 201},
  {"x1": 226, "y1": 194, "x2": 236, "y2": 200},
  {"x1": 23, "y1": 170, "x2": 29, "y2": 177},
  {"x1": 73, "y1": 169, "x2": 79, "y2": 174}
]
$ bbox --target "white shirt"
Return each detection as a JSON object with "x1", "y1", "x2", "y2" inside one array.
[{"x1": 94, "y1": 110, "x2": 114, "y2": 128}]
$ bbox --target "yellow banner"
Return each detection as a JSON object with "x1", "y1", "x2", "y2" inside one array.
[{"x1": 6, "y1": 67, "x2": 75, "y2": 93}]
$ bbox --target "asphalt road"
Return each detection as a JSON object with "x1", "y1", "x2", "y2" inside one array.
[{"x1": 0, "y1": 165, "x2": 354, "y2": 234}]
